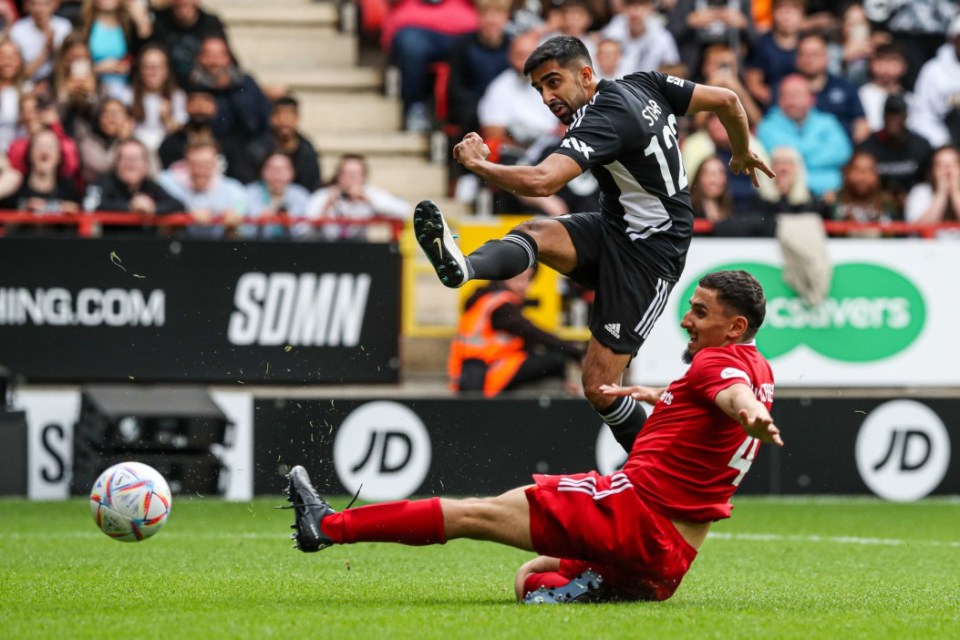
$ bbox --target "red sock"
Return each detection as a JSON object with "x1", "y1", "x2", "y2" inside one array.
[
  {"x1": 320, "y1": 497, "x2": 446, "y2": 545},
  {"x1": 523, "y1": 572, "x2": 572, "y2": 596}
]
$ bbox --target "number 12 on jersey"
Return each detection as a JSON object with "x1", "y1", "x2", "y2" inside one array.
[
  {"x1": 728, "y1": 436, "x2": 761, "y2": 486},
  {"x1": 643, "y1": 113, "x2": 688, "y2": 196}
]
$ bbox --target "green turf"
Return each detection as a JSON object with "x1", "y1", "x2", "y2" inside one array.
[{"x1": 1, "y1": 496, "x2": 958, "y2": 639}]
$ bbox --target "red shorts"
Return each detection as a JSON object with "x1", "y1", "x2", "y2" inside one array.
[{"x1": 524, "y1": 470, "x2": 698, "y2": 601}]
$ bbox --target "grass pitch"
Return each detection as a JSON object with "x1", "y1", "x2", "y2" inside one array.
[{"x1": 1, "y1": 496, "x2": 958, "y2": 639}]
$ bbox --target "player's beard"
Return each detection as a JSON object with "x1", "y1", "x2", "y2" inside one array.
[
  {"x1": 554, "y1": 87, "x2": 589, "y2": 125},
  {"x1": 682, "y1": 348, "x2": 693, "y2": 364}
]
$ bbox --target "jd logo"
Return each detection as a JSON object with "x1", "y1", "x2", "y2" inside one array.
[
  {"x1": 333, "y1": 401, "x2": 431, "y2": 501},
  {"x1": 681, "y1": 262, "x2": 925, "y2": 362},
  {"x1": 855, "y1": 400, "x2": 950, "y2": 502}
]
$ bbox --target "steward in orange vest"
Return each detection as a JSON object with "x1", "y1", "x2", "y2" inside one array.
[{"x1": 448, "y1": 270, "x2": 584, "y2": 397}]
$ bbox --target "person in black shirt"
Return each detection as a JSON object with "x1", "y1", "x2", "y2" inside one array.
[
  {"x1": 856, "y1": 94, "x2": 933, "y2": 210},
  {"x1": 151, "y1": 0, "x2": 229, "y2": 86},
  {"x1": 270, "y1": 96, "x2": 321, "y2": 192},
  {"x1": 414, "y1": 35, "x2": 772, "y2": 453},
  {"x1": 2, "y1": 127, "x2": 79, "y2": 235},
  {"x1": 84, "y1": 138, "x2": 185, "y2": 236}
]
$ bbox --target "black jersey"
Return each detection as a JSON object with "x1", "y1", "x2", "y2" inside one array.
[{"x1": 552, "y1": 72, "x2": 696, "y2": 279}]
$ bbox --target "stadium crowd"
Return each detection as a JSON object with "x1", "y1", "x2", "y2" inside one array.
[
  {"x1": 0, "y1": 0, "x2": 412, "y2": 239},
  {"x1": 384, "y1": 0, "x2": 960, "y2": 233},
  {"x1": 0, "y1": 0, "x2": 958, "y2": 238}
]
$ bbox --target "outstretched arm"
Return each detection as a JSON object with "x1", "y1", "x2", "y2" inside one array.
[
  {"x1": 685, "y1": 84, "x2": 775, "y2": 187},
  {"x1": 453, "y1": 132, "x2": 582, "y2": 197},
  {"x1": 714, "y1": 383, "x2": 783, "y2": 446}
]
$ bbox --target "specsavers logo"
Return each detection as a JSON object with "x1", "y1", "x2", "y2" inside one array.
[{"x1": 680, "y1": 263, "x2": 926, "y2": 362}]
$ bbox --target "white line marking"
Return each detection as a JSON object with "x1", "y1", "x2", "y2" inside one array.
[{"x1": 708, "y1": 532, "x2": 960, "y2": 548}]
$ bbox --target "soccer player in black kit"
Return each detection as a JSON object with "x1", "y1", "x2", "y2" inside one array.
[{"x1": 414, "y1": 35, "x2": 774, "y2": 452}]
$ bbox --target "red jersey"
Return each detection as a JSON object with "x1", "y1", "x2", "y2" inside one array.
[{"x1": 622, "y1": 342, "x2": 775, "y2": 523}]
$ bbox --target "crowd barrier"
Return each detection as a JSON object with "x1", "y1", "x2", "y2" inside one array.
[
  {"x1": 13, "y1": 391, "x2": 958, "y2": 502},
  {"x1": 0, "y1": 211, "x2": 405, "y2": 241}
]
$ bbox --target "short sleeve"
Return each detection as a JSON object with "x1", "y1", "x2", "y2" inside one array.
[
  {"x1": 650, "y1": 71, "x2": 695, "y2": 117},
  {"x1": 688, "y1": 349, "x2": 754, "y2": 403}
]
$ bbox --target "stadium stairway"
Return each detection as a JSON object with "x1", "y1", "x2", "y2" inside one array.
[
  {"x1": 209, "y1": 0, "x2": 464, "y2": 379},
  {"x1": 208, "y1": 0, "x2": 465, "y2": 216}
]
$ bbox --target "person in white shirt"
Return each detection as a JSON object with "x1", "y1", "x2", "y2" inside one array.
[
  {"x1": 478, "y1": 32, "x2": 560, "y2": 157},
  {"x1": 909, "y1": 17, "x2": 960, "y2": 149},
  {"x1": 858, "y1": 44, "x2": 911, "y2": 134},
  {"x1": 10, "y1": 0, "x2": 73, "y2": 85},
  {"x1": 904, "y1": 145, "x2": 960, "y2": 225},
  {"x1": 156, "y1": 138, "x2": 246, "y2": 238},
  {"x1": 305, "y1": 154, "x2": 409, "y2": 241},
  {"x1": 600, "y1": 0, "x2": 679, "y2": 77}
]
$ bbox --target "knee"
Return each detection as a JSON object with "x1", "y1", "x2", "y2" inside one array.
[
  {"x1": 582, "y1": 368, "x2": 614, "y2": 410},
  {"x1": 514, "y1": 558, "x2": 541, "y2": 601},
  {"x1": 512, "y1": 219, "x2": 548, "y2": 244}
]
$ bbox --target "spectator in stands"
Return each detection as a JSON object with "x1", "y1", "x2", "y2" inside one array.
[
  {"x1": 904, "y1": 145, "x2": 960, "y2": 224},
  {"x1": 859, "y1": 44, "x2": 909, "y2": 133},
  {"x1": 690, "y1": 155, "x2": 732, "y2": 224},
  {"x1": 83, "y1": 137, "x2": 185, "y2": 234},
  {"x1": 699, "y1": 43, "x2": 762, "y2": 127},
  {"x1": 477, "y1": 32, "x2": 559, "y2": 164},
  {"x1": 242, "y1": 151, "x2": 310, "y2": 239},
  {"x1": 593, "y1": 37, "x2": 621, "y2": 81},
  {"x1": 0, "y1": 38, "x2": 25, "y2": 153},
  {"x1": 909, "y1": 17, "x2": 960, "y2": 149},
  {"x1": 1, "y1": 126, "x2": 80, "y2": 213},
  {"x1": 156, "y1": 137, "x2": 246, "y2": 238},
  {"x1": 745, "y1": 0, "x2": 802, "y2": 109},
  {"x1": 0, "y1": 1, "x2": 17, "y2": 35},
  {"x1": 754, "y1": 145, "x2": 825, "y2": 217},
  {"x1": 9, "y1": 92, "x2": 79, "y2": 180},
  {"x1": 681, "y1": 111, "x2": 770, "y2": 208},
  {"x1": 601, "y1": 0, "x2": 680, "y2": 77},
  {"x1": 130, "y1": 43, "x2": 188, "y2": 164},
  {"x1": 828, "y1": 150, "x2": 899, "y2": 224},
  {"x1": 0, "y1": 154, "x2": 23, "y2": 202},
  {"x1": 757, "y1": 74, "x2": 851, "y2": 199},
  {"x1": 304, "y1": 153, "x2": 409, "y2": 241},
  {"x1": 151, "y1": 0, "x2": 228, "y2": 86},
  {"x1": 10, "y1": 0, "x2": 72, "y2": 85},
  {"x1": 383, "y1": 0, "x2": 479, "y2": 133},
  {"x1": 865, "y1": 0, "x2": 958, "y2": 90},
  {"x1": 51, "y1": 33, "x2": 98, "y2": 139},
  {"x1": 75, "y1": 96, "x2": 133, "y2": 185},
  {"x1": 856, "y1": 94, "x2": 932, "y2": 210},
  {"x1": 833, "y1": 3, "x2": 872, "y2": 86},
  {"x1": 447, "y1": 0, "x2": 512, "y2": 137},
  {"x1": 80, "y1": 0, "x2": 152, "y2": 99},
  {"x1": 540, "y1": 0, "x2": 596, "y2": 58},
  {"x1": 270, "y1": 95, "x2": 321, "y2": 192},
  {"x1": 667, "y1": 0, "x2": 755, "y2": 77},
  {"x1": 448, "y1": 265, "x2": 583, "y2": 397},
  {"x1": 159, "y1": 87, "x2": 261, "y2": 183},
  {"x1": 795, "y1": 32, "x2": 868, "y2": 143},
  {"x1": 188, "y1": 36, "x2": 271, "y2": 145}
]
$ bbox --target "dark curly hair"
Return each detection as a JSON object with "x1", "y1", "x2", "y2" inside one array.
[
  {"x1": 699, "y1": 270, "x2": 767, "y2": 340},
  {"x1": 522, "y1": 35, "x2": 593, "y2": 77}
]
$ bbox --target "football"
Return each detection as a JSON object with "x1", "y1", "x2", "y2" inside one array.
[{"x1": 89, "y1": 462, "x2": 173, "y2": 542}]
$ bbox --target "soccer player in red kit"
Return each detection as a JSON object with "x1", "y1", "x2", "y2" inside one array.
[{"x1": 284, "y1": 270, "x2": 782, "y2": 604}]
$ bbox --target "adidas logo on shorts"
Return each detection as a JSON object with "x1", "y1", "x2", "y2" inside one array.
[{"x1": 604, "y1": 323, "x2": 621, "y2": 339}]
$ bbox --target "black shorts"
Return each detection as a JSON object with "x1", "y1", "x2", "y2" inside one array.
[{"x1": 556, "y1": 212, "x2": 677, "y2": 356}]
